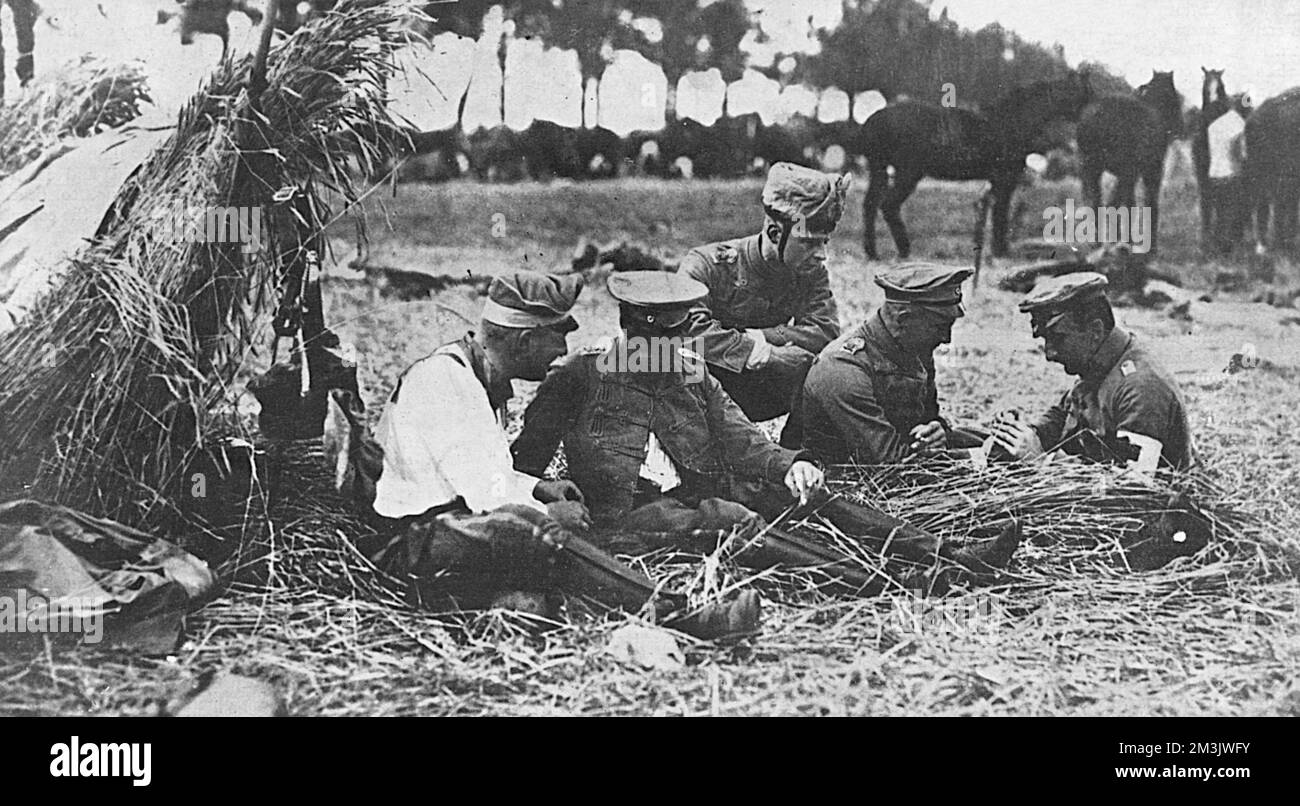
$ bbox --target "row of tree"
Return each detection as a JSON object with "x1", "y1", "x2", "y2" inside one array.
[{"x1": 420, "y1": 0, "x2": 1132, "y2": 111}]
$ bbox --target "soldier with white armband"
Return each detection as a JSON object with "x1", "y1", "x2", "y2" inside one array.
[{"x1": 990, "y1": 272, "x2": 1196, "y2": 476}]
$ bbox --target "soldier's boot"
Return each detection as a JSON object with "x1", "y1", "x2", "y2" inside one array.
[
  {"x1": 945, "y1": 519, "x2": 1023, "y2": 581},
  {"x1": 663, "y1": 590, "x2": 762, "y2": 642},
  {"x1": 732, "y1": 525, "x2": 880, "y2": 592},
  {"x1": 815, "y1": 497, "x2": 945, "y2": 563}
]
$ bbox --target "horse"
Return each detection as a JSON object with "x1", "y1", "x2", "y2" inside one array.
[
  {"x1": 1245, "y1": 87, "x2": 1300, "y2": 253},
  {"x1": 1192, "y1": 69, "x2": 1253, "y2": 254},
  {"x1": 858, "y1": 72, "x2": 1094, "y2": 262},
  {"x1": 0, "y1": 0, "x2": 37, "y2": 103},
  {"x1": 1075, "y1": 70, "x2": 1183, "y2": 256},
  {"x1": 157, "y1": 1, "x2": 265, "y2": 59},
  {"x1": 1192, "y1": 68, "x2": 1230, "y2": 239}
]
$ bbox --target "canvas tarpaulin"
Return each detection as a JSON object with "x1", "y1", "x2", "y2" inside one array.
[
  {"x1": 0, "y1": 499, "x2": 214, "y2": 652},
  {"x1": 0, "y1": 121, "x2": 173, "y2": 332}
]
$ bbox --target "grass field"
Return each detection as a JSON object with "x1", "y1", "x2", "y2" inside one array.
[{"x1": 4, "y1": 162, "x2": 1299, "y2": 716}]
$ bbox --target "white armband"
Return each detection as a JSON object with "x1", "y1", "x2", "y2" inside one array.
[{"x1": 1116, "y1": 429, "x2": 1163, "y2": 484}]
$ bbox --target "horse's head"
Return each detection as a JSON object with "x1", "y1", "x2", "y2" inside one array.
[
  {"x1": 1200, "y1": 67, "x2": 1228, "y2": 109},
  {"x1": 1138, "y1": 70, "x2": 1184, "y2": 138}
]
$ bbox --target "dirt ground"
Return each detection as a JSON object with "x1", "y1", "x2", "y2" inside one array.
[
  {"x1": 6, "y1": 167, "x2": 1299, "y2": 716},
  {"x1": 301, "y1": 170, "x2": 1299, "y2": 716}
]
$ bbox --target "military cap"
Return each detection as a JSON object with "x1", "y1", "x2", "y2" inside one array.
[
  {"x1": 1018, "y1": 272, "x2": 1109, "y2": 334},
  {"x1": 875, "y1": 263, "x2": 973, "y2": 317},
  {"x1": 607, "y1": 270, "x2": 707, "y2": 328},
  {"x1": 762, "y1": 162, "x2": 852, "y2": 237},
  {"x1": 482, "y1": 270, "x2": 583, "y2": 331}
]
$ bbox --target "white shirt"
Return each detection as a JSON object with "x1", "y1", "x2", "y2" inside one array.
[
  {"x1": 639, "y1": 432, "x2": 682, "y2": 492},
  {"x1": 371, "y1": 345, "x2": 545, "y2": 519},
  {"x1": 1207, "y1": 110, "x2": 1247, "y2": 179}
]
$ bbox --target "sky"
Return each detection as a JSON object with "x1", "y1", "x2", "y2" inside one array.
[
  {"x1": 8, "y1": 0, "x2": 1299, "y2": 122},
  {"x1": 941, "y1": 0, "x2": 1300, "y2": 101}
]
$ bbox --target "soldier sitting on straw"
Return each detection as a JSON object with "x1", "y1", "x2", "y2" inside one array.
[
  {"x1": 334, "y1": 271, "x2": 760, "y2": 640},
  {"x1": 512, "y1": 271, "x2": 1020, "y2": 593},
  {"x1": 783, "y1": 263, "x2": 989, "y2": 465},
  {"x1": 989, "y1": 272, "x2": 1195, "y2": 473}
]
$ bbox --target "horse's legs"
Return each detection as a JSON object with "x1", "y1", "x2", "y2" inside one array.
[
  {"x1": 989, "y1": 176, "x2": 1017, "y2": 257},
  {"x1": 881, "y1": 167, "x2": 922, "y2": 259},
  {"x1": 862, "y1": 163, "x2": 888, "y2": 260},
  {"x1": 1114, "y1": 172, "x2": 1137, "y2": 211},
  {"x1": 1080, "y1": 159, "x2": 1104, "y2": 212},
  {"x1": 1276, "y1": 181, "x2": 1300, "y2": 252},
  {"x1": 1141, "y1": 164, "x2": 1162, "y2": 256}
]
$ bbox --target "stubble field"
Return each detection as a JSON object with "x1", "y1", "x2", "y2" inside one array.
[{"x1": 5, "y1": 162, "x2": 1299, "y2": 716}]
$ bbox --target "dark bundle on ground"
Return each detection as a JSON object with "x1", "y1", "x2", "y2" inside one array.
[
  {"x1": 0, "y1": 56, "x2": 151, "y2": 179},
  {"x1": 0, "y1": 1, "x2": 424, "y2": 525},
  {"x1": 571, "y1": 238, "x2": 677, "y2": 274}
]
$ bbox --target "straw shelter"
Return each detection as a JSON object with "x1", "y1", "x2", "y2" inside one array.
[{"x1": 0, "y1": 0, "x2": 420, "y2": 526}]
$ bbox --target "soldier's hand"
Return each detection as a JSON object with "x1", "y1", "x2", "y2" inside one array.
[
  {"x1": 545, "y1": 500, "x2": 592, "y2": 534},
  {"x1": 990, "y1": 420, "x2": 1044, "y2": 460},
  {"x1": 908, "y1": 420, "x2": 946, "y2": 454},
  {"x1": 534, "y1": 479, "x2": 585, "y2": 504},
  {"x1": 537, "y1": 523, "x2": 571, "y2": 550},
  {"x1": 784, "y1": 461, "x2": 825, "y2": 507}
]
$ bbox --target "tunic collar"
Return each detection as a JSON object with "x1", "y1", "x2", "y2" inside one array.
[
  {"x1": 1081, "y1": 326, "x2": 1133, "y2": 387},
  {"x1": 866, "y1": 309, "x2": 925, "y2": 374},
  {"x1": 740, "y1": 233, "x2": 778, "y2": 283}
]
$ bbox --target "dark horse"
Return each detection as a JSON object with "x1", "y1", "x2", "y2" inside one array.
[
  {"x1": 1245, "y1": 87, "x2": 1300, "y2": 252},
  {"x1": 859, "y1": 72, "x2": 1093, "y2": 261},
  {"x1": 1075, "y1": 71, "x2": 1183, "y2": 256}
]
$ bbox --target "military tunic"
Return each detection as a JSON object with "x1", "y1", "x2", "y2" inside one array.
[
  {"x1": 677, "y1": 234, "x2": 840, "y2": 420},
  {"x1": 789, "y1": 311, "x2": 957, "y2": 465},
  {"x1": 511, "y1": 339, "x2": 802, "y2": 525},
  {"x1": 1032, "y1": 327, "x2": 1195, "y2": 469}
]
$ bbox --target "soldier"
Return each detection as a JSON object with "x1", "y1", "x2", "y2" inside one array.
[
  {"x1": 786, "y1": 264, "x2": 987, "y2": 465},
  {"x1": 0, "y1": 0, "x2": 37, "y2": 103},
  {"x1": 513, "y1": 271, "x2": 1019, "y2": 590},
  {"x1": 677, "y1": 162, "x2": 850, "y2": 422},
  {"x1": 990, "y1": 272, "x2": 1195, "y2": 471},
  {"x1": 344, "y1": 271, "x2": 759, "y2": 639}
]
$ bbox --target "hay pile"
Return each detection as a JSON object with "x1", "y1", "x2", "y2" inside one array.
[
  {"x1": 0, "y1": 56, "x2": 151, "y2": 179},
  {"x1": 1, "y1": 429, "x2": 1295, "y2": 715},
  {"x1": 0, "y1": 1, "x2": 423, "y2": 524},
  {"x1": 13, "y1": 446, "x2": 1290, "y2": 716}
]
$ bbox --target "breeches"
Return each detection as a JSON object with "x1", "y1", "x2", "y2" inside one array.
[{"x1": 371, "y1": 504, "x2": 665, "y2": 614}]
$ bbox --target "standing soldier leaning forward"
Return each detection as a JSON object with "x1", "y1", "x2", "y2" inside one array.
[
  {"x1": 677, "y1": 162, "x2": 850, "y2": 422},
  {"x1": 337, "y1": 271, "x2": 760, "y2": 639},
  {"x1": 513, "y1": 272, "x2": 1020, "y2": 592}
]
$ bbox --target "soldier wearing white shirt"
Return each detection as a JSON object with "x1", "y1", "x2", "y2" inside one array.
[{"x1": 357, "y1": 271, "x2": 759, "y2": 637}]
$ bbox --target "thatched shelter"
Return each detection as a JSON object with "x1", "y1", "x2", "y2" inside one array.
[{"x1": 0, "y1": 1, "x2": 423, "y2": 526}]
